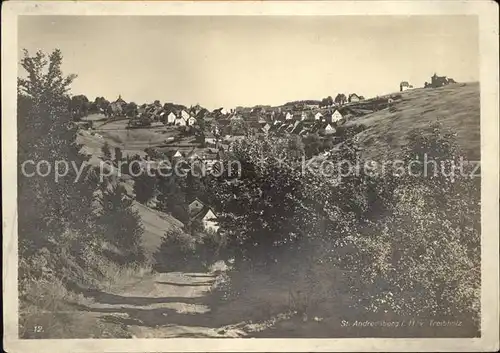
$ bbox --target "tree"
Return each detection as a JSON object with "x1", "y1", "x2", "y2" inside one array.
[
  {"x1": 124, "y1": 102, "x2": 138, "y2": 117},
  {"x1": 320, "y1": 96, "x2": 334, "y2": 107},
  {"x1": 335, "y1": 93, "x2": 346, "y2": 105},
  {"x1": 133, "y1": 171, "x2": 157, "y2": 204},
  {"x1": 205, "y1": 136, "x2": 314, "y2": 267},
  {"x1": 157, "y1": 175, "x2": 190, "y2": 225},
  {"x1": 69, "y1": 94, "x2": 90, "y2": 119},
  {"x1": 101, "y1": 142, "x2": 112, "y2": 160},
  {"x1": 341, "y1": 122, "x2": 480, "y2": 325},
  {"x1": 97, "y1": 182, "x2": 145, "y2": 264},
  {"x1": 114, "y1": 147, "x2": 123, "y2": 164},
  {"x1": 94, "y1": 97, "x2": 110, "y2": 114},
  {"x1": 144, "y1": 147, "x2": 165, "y2": 160},
  {"x1": 17, "y1": 49, "x2": 98, "y2": 258},
  {"x1": 303, "y1": 133, "x2": 322, "y2": 157},
  {"x1": 287, "y1": 134, "x2": 305, "y2": 159}
]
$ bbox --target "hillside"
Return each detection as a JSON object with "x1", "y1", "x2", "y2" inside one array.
[
  {"x1": 345, "y1": 82, "x2": 480, "y2": 161},
  {"x1": 131, "y1": 201, "x2": 184, "y2": 257}
]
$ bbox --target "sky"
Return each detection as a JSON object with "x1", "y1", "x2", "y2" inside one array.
[{"x1": 18, "y1": 15, "x2": 479, "y2": 110}]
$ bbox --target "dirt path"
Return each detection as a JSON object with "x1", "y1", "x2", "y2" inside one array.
[{"x1": 80, "y1": 271, "x2": 251, "y2": 338}]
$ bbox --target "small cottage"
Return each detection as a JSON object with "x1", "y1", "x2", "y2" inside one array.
[
  {"x1": 330, "y1": 110, "x2": 343, "y2": 123},
  {"x1": 187, "y1": 116, "x2": 197, "y2": 126},
  {"x1": 348, "y1": 93, "x2": 361, "y2": 103},
  {"x1": 324, "y1": 123, "x2": 336, "y2": 135},
  {"x1": 167, "y1": 112, "x2": 177, "y2": 124}
]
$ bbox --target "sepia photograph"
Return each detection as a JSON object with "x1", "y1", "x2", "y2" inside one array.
[{"x1": 2, "y1": 1, "x2": 499, "y2": 352}]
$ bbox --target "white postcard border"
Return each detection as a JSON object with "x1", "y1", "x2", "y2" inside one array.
[{"x1": 2, "y1": 1, "x2": 498, "y2": 352}]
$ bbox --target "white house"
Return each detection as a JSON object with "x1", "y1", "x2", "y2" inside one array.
[
  {"x1": 262, "y1": 123, "x2": 271, "y2": 134},
  {"x1": 187, "y1": 116, "x2": 197, "y2": 126},
  {"x1": 175, "y1": 117, "x2": 187, "y2": 126},
  {"x1": 200, "y1": 208, "x2": 219, "y2": 232},
  {"x1": 324, "y1": 124, "x2": 336, "y2": 135},
  {"x1": 348, "y1": 93, "x2": 361, "y2": 103},
  {"x1": 314, "y1": 112, "x2": 323, "y2": 121},
  {"x1": 173, "y1": 150, "x2": 183, "y2": 158},
  {"x1": 285, "y1": 112, "x2": 293, "y2": 120},
  {"x1": 167, "y1": 112, "x2": 176, "y2": 124},
  {"x1": 205, "y1": 137, "x2": 216, "y2": 145},
  {"x1": 331, "y1": 110, "x2": 343, "y2": 123},
  {"x1": 301, "y1": 112, "x2": 308, "y2": 121},
  {"x1": 189, "y1": 199, "x2": 219, "y2": 232},
  {"x1": 189, "y1": 198, "x2": 205, "y2": 215}
]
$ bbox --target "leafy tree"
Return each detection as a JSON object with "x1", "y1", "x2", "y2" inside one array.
[
  {"x1": 320, "y1": 96, "x2": 334, "y2": 107},
  {"x1": 124, "y1": 102, "x2": 138, "y2": 117},
  {"x1": 114, "y1": 147, "x2": 123, "y2": 164},
  {"x1": 303, "y1": 133, "x2": 322, "y2": 157},
  {"x1": 322, "y1": 138, "x2": 334, "y2": 150},
  {"x1": 157, "y1": 175, "x2": 190, "y2": 225},
  {"x1": 287, "y1": 135, "x2": 305, "y2": 159},
  {"x1": 144, "y1": 147, "x2": 165, "y2": 160},
  {"x1": 101, "y1": 141, "x2": 112, "y2": 160},
  {"x1": 17, "y1": 49, "x2": 98, "y2": 258},
  {"x1": 335, "y1": 93, "x2": 347, "y2": 105},
  {"x1": 69, "y1": 94, "x2": 90, "y2": 119},
  {"x1": 183, "y1": 171, "x2": 207, "y2": 202},
  {"x1": 133, "y1": 171, "x2": 157, "y2": 204},
  {"x1": 94, "y1": 97, "x2": 110, "y2": 114},
  {"x1": 97, "y1": 181, "x2": 145, "y2": 264},
  {"x1": 206, "y1": 137, "x2": 312, "y2": 267}
]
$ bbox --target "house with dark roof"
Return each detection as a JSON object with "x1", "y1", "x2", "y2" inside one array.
[
  {"x1": 290, "y1": 120, "x2": 304, "y2": 135},
  {"x1": 327, "y1": 109, "x2": 344, "y2": 124},
  {"x1": 348, "y1": 93, "x2": 361, "y2": 103},
  {"x1": 188, "y1": 198, "x2": 219, "y2": 232}
]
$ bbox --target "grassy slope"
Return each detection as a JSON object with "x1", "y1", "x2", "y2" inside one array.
[
  {"x1": 77, "y1": 116, "x2": 188, "y2": 256},
  {"x1": 131, "y1": 201, "x2": 184, "y2": 257},
  {"x1": 346, "y1": 82, "x2": 480, "y2": 161}
]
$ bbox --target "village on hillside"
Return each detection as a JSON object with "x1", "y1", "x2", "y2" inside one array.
[{"x1": 69, "y1": 72, "x2": 459, "y2": 234}]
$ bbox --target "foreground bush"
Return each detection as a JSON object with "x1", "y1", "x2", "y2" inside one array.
[
  {"x1": 342, "y1": 122, "x2": 480, "y2": 325},
  {"x1": 154, "y1": 227, "x2": 224, "y2": 272},
  {"x1": 207, "y1": 123, "x2": 480, "y2": 332}
]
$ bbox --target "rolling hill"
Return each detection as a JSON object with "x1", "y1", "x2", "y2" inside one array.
[{"x1": 346, "y1": 82, "x2": 480, "y2": 161}]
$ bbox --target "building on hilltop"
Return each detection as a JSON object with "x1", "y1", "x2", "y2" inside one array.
[
  {"x1": 348, "y1": 93, "x2": 362, "y2": 103},
  {"x1": 425, "y1": 73, "x2": 456, "y2": 88}
]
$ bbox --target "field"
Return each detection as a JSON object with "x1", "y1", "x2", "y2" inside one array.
[
  {"x1": 78, "y1": 115, "x2": 180, "y2": 157},
  {"x1": 131, "y1": 201, "x2": 184, "y2": 258},
  {"x1": 346, "y1": 82, "x2": 480, "y2": 161}
]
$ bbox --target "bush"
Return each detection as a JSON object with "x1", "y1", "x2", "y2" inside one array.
[
  {"x1": 153, "y1": 229, "x2": 199, "y2": 272},
  {"x1": 208, "y1": 123, "x2": 480, "y2": 333},
  {"x1": 339, "y1": 122, "x2": 480, "y2": 325},
  {"x1": 153, "y1": 228, "x2": 224, "y2": 272}
]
